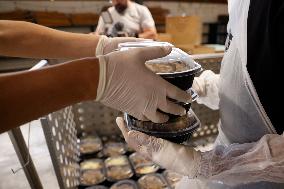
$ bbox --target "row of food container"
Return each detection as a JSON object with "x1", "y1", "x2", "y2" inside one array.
[{"x1": 78, "y1": 134, "x2": 183, "y2": 189}]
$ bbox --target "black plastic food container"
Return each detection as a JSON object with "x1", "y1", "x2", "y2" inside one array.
[
  {"x1": 145, "y1": 48, "x2": 202, "y2": 119},
  {"x1": 120, "y1": 43, "x2": 202, "y2": 143},
  {"x1": 158, "y1": 63, "x2": 202, "y2": 91},
  {"x1": 124, "y1": 110, "x2": 200, "y2": 144},
  {"x1": 161, "y1": 89, "x2": 198, "y2": 119},
  {"x1": 145, "y1": 47, "x2": 202, "y2": 91}
]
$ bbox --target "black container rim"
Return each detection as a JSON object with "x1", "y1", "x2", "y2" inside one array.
[
  {"x1": 110, "y1": 179, "x2": 139, "y2": 189},
  {"x1": 124, "y1": 109, "x2": 201, "y2": 137},
  {"x1": 156, "y1": 63, "x2": 202, "y2": 77}
]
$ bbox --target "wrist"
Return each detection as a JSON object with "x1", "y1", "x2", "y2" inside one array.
[
  {"x1": 79, "y1": 57, "x2": 100, "y2": 101},
  {"x1": 96, "y1": 35, "x2": 109, "y2": 56},
  {"x1": 96, "y1": 55, "x2": 108, "y2": 101}
]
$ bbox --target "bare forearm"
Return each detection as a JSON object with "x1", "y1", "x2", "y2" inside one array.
[
  {"x1": 0, "y1": 20, "x2": 100, "y2": 59},
  {"x1": 139, "y1": 28, "x2": 157, "y2": 40},
  {"x1": 0, "y1": 58, "x2": 99, "y2": 133}
]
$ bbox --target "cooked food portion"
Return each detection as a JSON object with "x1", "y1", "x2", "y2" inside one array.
[
  {"x1": 80, "y1": 159, "x2": 104, "y2": 170},
  {"x1": 80, "y1": 136, "x2": 103, "y2": 154},
  {"x1": 129, "y1": 153, "x2": 159, "y2": 175},
  {"x1": 129, "y1": 152, "x2": 152, "y2": 165},
  {"x1": 135, "y1": 164, "x2": 159, "y2": 175},
  {"x1": 107, "y1": 165, "x2": 133, "y2": 181},
  {"x1": 105, "y1": 156, "x2": 133, "y2": 181},
  {"x1": 103, "y1": 142, "x2": 127, "y2": 157},
  {"x1": 163, "y1": 170, "x2": 183, "y2": 188},
  {"x1": 138, "y1": 174, "x2": 169, "y2": 189},
  {"x1": 105, "y1": 156, "x2": 129, "y2": 167},
  {"x1": 146, "y1": 61, "x2": 190, "y2": 73},
  {"x1": 80, "y1": 169, "x2": 105, "y2": 185}
]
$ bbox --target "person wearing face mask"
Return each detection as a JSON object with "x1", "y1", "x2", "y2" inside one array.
[{"x1": 95, "y1": 0, "x2": 157, "y2": 39}]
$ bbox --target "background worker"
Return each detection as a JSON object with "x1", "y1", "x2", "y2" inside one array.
[{"x1": 95, "y1": 0, "x2": 157, "y2": 39}]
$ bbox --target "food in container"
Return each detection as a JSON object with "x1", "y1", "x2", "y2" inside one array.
[
  {"x1": 79, "y1": 135, "x2": 103, "y2": 155},
  {"x1": 105, "y1": 156, "x2": 134, "y2": 181},
  {"x1": 119, "y1": 42, "x2": 201, "y2": 117},
  {"x1": 135, "y1": 164, "x2": 160, "y2": 175},
  {"x1": 146, "y1": 61, "x2": 190, "y2": 73},
  {"x1": 105, "y1": 155, "x2": 129, "y2": 166},
  {"x1": 129, "y1": 152, "x2": 159, "y2": 175},
  {"x1": 110, "y1": 180, "x2": 138, "y2": 189},
  {"x1": 138, "y1": 173, "x2": 170, "y2": 189},
  {"x1": 119, "y1": 41, "x2": 202, "y2": 144},
  {"x1": 80, "y1": 169, "x2": 105, "y2": 186},
  {"x1": 80, "y1": 159, "x2": 104, "y2": 170},
  {"x1": 163, "y1": 170, "x2": 183, "y2": 188},
  {"x1": 103, "y1": 142, "x2": 127, "y2": 157}
]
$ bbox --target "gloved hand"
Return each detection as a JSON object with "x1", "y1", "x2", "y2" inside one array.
[
  {"x1": 192, "y1": 70, "x2": 220, "y2": 110},
  {"x1": 118, "y1": 115, "x2": 284, "y2": 186},
  {"x1": 96, "y1": 35, "x2": 145, "y2": 56},
  {"x1": 96, "y1": 46, "x2": 191, "y2": 123},
  {"x1": 116, "y1": 117, "x2": 201, "y2": 177}
]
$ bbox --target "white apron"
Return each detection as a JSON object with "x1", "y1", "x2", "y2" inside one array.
[{"x1": 177, "y1": 0, "x2": 284, "y2": 188}]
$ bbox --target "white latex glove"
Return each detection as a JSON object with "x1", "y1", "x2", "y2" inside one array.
[
  {"x1": 192, "y1": 70, "x2": 220, "y2": 110},
  {"x1": 96, "y1": 46, "x2": 191, "y2": 123},
  {"x1": 116, "y1": 117, "x2": 202, "y2": 177},
  {"x1": 117, "y1": 117, "x2": 284, "y2": 186},
  {"x1": 95, "y1": 35, "x2": 144, "y2": 56}
]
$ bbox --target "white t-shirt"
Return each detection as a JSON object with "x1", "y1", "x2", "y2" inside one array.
[{"x1": 96, "y1": 2, "x2": 155, "y2": 36}]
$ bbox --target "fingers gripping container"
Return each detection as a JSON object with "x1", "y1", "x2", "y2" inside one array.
[{"x1": 119, "y1": 41, "x2": 202, "y2": 143}]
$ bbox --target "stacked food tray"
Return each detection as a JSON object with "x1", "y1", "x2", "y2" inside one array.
[{"x1": 78, "y1": 133, "x2": 183, "y2": 189}]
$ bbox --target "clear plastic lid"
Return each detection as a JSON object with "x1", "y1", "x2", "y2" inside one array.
[
  {"x1": 118, "y1": 42, "x2": 201, "y2": 76},
  {"x1": 103, "y1": 142, "x2": 127, "y2": 157},
  {"x1": 110, "y1": 179, "x2": 138, "y2": 189},
  {"x1": 138, "y1": 173, "x2": 170, "y2": 189},
  {"x1": 80, "y1": 159, "x2": 104, "y2": 170},
  {"x1": 105, "y1": 156, "x2": 134, "y2": 182},
  {"x1": 79, "y1": 135, "x2": 103, "y2": 154},
  {"x1": 129, "y1": 152, "x2": 160, "y2": 175},
  {"x1": 86, "y1": 186, "x2": 108, "y2": 189},
  {"x1": 118, "y1": 41, "x2": 173, "y2": 48},
  {"x1": 80, "y1": 169, "x2": 106, "y2": 186},
  {"x1": 105, "y1": 155, "x2": 129, "y2": 167}
]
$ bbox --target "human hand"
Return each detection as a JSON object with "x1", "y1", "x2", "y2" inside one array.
[
  {"x1": 116, "y1": 117, "x2": 201, "y2": 177},
  {"x1": 96, "y1": 46, "x2": 191, "y2": 123},
  {"x1": 96, "y1": 35, "x2": 146, "y2": 56}
]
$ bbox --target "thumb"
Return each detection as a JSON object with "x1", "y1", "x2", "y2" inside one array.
[{"x1": 134, "y1": 46, "x2": 172, "y2": 63}]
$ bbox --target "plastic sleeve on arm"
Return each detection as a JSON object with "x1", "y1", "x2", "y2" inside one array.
[
  {"x1": 197, "y1": 134, "x2": 284, "y2": 186},
  {"x1": 193, "y1": 70, "x2": 220, "y2": 110}
]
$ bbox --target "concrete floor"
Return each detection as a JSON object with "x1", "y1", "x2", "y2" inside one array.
[{"x1": 0, "y1": 120, "x2": 59, "y2": 189}]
